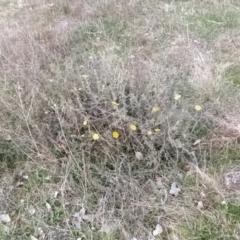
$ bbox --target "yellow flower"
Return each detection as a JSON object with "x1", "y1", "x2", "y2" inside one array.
[
  {"x1": 82, "y1": 74, "x2": 89, "y2": 79},
  {"x1": 147, "y1": 131, "x2": 152, "y2": 135},
  {"x1": 111, "y1": 101, "x2": 119, "y2": 106},
  {"x1": 154, "y1": 128, "x2": 161, "y2": 132},
  {"x1": 92, "y1": 133, "x2": 99, "y2": 140},
  {"x1": 130, "y1": 124, "x2": 137, "y2": 131},
  {"x1": 112, "y1": 131, "x2": 120, "y2": 139},
  {"x1": 83, "y1": 120, "x2": 88, "y2": 126},
  {"x1": 152, "y1": 106, "x2": 159, "y2": 113},
  {"x1": 174, "y1": 93, "x2": 181, "y2": 100},
  {"x1": 195, "y1": 105, "x2": 202, "y2": 111}
]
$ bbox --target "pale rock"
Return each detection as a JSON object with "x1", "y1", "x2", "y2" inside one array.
[
  {"x1": 135, "y1": 152, "x2": 143, "y2": 160},
  {"x1": 169, "y1": 182, "x2": 181, "y2": 197},
  {"x1": 0, "y1": 214, "x2": 11, "y2": 223},
  {"x1": 153, "y1": 224, "x2": 163, "y2": 236}
]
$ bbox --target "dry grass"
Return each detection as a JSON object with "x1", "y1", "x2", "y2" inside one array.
[{"x1": 1, "y1": 0, "x2": 240, "y2": 239}]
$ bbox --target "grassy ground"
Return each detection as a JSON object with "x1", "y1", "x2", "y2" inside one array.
[{"x1": 1, "y1": 0, "x2": 240, "y2": 239}]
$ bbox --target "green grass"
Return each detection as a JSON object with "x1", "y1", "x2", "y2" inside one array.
[
  {"x1": 1, "y1": 0, "x2": 240, "y2": 239},
  {"x1": 0, "y1": 139, "x2": 27, "y2": 173},
  {"x1": 225, "y1": 65, "x2": 240, "y2": 86},
  {"x1": 69, "y1": 18, "x2": 131, "y2": 63},
  {"x1": 60, "y1": 4, "x2": 70, "y2": 15},
  {"x1": 226, "y1": 202, "x2": 240, "y2": 222},
  {"x1": 76, "y1": 229, "x2": 123, "y2": 240},
  {"x1": 206, "y1": 146, "x2": 240, "y2": 174},
  {"x1": 183, "y1": 217, "x2": 226, "y2": 240},
  {"x1": 24, "y1": 169, "x2": 52, "y2": 190},
  {"x1": 181, "y1": 201, "x2": 240, "y2": 239},
  {"x1": 189, "y1": 118, "x2": 212, "y2": 139},
  {"x1": 189, "y1": 11, "x2": 239, "y2": 39}
]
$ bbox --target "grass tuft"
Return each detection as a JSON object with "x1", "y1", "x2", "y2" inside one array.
[
  {"x1": 1, "y1": 0, "x2": 240, "y2": 239},
  {"x1": 189, "y1": 11, "x2": 239, "y2": 39}
]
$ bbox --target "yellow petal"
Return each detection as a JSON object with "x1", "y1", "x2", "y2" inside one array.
[
  {"x1": 82, "y1": 74, "x2": 89, "y2": 79},
  {"x1": 147, "y1": 131, "x2": 152, "y2": 135},
  {"x1": 152, "y1": 106, "x2": 159, "y2": 113},
  {"x1": 195, "y1": 105, "x2": 202, "y2": 111},
  {"x1": 78, "y1": 88, "x2": 82, "y2": 91},
  {"x1": 92, "y1": 133, "x2": 99, "y2": 140},
  {"x1": 130, "y1": 124, "x2": 137, "y2": 131},
  {"x1": 111, "y1": 101, "x2": 119, "y2": 106},
  {"x1": 83, "y1": 120, "x2": 88, "y2": 126},
  {"x1": 154, "y1": 128, "x2": 161, "y2": 132},
  {"x1": 112, "y1": 131, "x2": 119, "y2": 139},
  {"x1": 174, "y1": 93, "x2": 181, "y2": 100}
]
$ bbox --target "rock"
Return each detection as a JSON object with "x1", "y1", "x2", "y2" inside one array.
[{"x1": 222, "y1": 171, "x2": 240, "y2": 190}]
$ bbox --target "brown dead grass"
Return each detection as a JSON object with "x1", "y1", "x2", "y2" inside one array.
[{"x1": 1, "y1": 0, "x2": 240, "y2": 239}]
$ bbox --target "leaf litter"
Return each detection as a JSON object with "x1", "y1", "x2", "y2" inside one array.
[
  {"x1": 28, "y1": 205, "x2": 36, "y2": 215},
  {"x1": 197, "y1": 201, "x2": 203, "y2": 210},
  {"x1": 71, "y1": 208, "x2": 94, "y2": 229},
  {"x1": 30, "y1": 236, "x2": 38, "y2": 240},
  {"x1": 0, "y1": 214, "x2": 11, "y2": 223},
  {"x1": 169, "y1": 182, "x2": 181, "y2": 197},
  {"x1": 46, "y1": 202, "x2": 51, "y2": 211},
  {"x1": 135, "y1": 151, "x2": 143, "y2": 160},
  {"x1": 153, "y1": 224, "x2": 163, "y2": 236}
]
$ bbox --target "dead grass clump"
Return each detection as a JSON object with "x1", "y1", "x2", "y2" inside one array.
[{"x1": 1, "y1": 0, "x2": 240, "y2": 239}]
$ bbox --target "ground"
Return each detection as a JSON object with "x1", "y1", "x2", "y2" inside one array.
[{"x1": 1, "y1": 0, "x2": 240, "y2": 239}]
